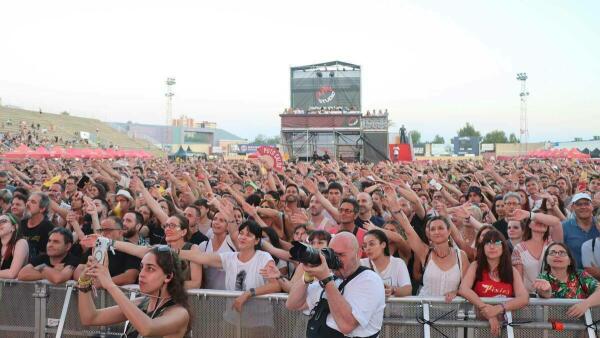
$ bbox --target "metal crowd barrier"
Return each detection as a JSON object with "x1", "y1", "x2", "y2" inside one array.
[{"x1": 1, "y1": 278, "x2": 599, "y2": 338}]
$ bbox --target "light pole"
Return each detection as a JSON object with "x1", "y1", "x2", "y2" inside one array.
[{"x1": 516, "y1": 73, "x2": 529, "y2": 155}]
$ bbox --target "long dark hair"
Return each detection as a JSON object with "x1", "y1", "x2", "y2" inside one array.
[
  {"x1": 149, "y1": 246, "x2": 191, "y2": 333},
  {"x1": 542, "y1": 242, "x2": 577, "y2": 276},
  {"x1": 522, "y1": 200, "x2": 550, "y2": 241},
  {"x1": 365, "y1": 229, "x2": 390, "y2": 256},
  {"x1": 0, "y1": 213, "x2": 20, "y2": 265},
  {"x1": 475, "y1": 230, "x2": 513, "y2": 284}
]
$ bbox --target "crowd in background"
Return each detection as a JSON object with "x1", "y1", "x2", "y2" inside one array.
[{"x1": 1, "y1": 156, "x2": 600, "y2": 335}]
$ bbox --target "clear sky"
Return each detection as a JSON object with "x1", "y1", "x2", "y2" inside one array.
[{"x1": 1, "y1": 0, "x2": 599, "y2": 143}]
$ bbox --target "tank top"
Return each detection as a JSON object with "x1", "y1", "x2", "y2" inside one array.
[
  {"x1": 122, "y1": 297, "x2": 188, "y2": 338},
  {"x1": 418, "y1": 248, "x2": 463, "y2": 297},
  {"x1": 473, "y1": 270, "x2": 514, "y2": 297}
]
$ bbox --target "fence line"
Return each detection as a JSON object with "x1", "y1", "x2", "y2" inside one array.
[{"x1": 0, "y1": 279, "x2": 598, "y2": 338}]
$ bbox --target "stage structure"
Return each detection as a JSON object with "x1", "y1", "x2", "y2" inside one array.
[
  {"x1": 282, "y1": 61, "x2": 388, "y2": 162},
  {"x1": 280, "y1": 113, "x2": 389, "y2": 162}
]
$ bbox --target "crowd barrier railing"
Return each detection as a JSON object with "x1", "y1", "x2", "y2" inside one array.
[{"x1": 1, "y1": 278, "x2": 598, "y2": 338}]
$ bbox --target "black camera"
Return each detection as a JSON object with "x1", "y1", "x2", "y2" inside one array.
[{"x1": 289, "y1": 241, "x2": 341, "y2": 270}]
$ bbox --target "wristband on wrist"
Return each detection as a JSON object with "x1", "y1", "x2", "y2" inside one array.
[
  {"x1": 319, "y1": 275, "x2": 335, "y2": 288},
  {"x1": 249, "y1": 288, "x2": 256, "y2": 297}
]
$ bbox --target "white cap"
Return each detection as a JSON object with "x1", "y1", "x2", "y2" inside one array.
[
  {"x1": 571, "y1": 192, "x2": 591, "y2": 205},
  {"x1": 116, "y1": 189, "x2": 133, "y2": 201}
]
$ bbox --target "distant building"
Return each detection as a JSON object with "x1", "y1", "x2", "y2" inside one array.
[{"x1": 111, "y1": 117, "x2": 246, "y2": 156}]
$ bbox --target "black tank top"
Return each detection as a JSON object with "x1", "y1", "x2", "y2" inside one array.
[{"x1": 122, "y1": 297, "x2": 180, "y2": 338}]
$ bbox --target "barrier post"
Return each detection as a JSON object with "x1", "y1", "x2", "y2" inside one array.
[
  {"x1": 32, "y1": 282, "x2": 49, "y2": 338},
  {"x1": 55, "y1": 284, "x2": 74, "y2": 338},
  {"x1": 584, "y1": 309, "x2": 597, "y2": 338},
  {"x1": 422, "y1": 303, "x2": 430, "y2": 338},
  {"x1": 505, "y1": 311, "x2": 514, "y2": 338}
]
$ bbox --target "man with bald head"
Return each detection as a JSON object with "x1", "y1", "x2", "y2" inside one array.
[
  {"x1": 355, "y1": 192, "x2": 384, "y2": 228},
  {"x1": 287, "y1": 232, "x2": 385, "y2": 338}
]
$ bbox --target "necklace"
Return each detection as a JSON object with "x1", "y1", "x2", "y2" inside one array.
[{"x1": 433, "y1": 246, "x2": 451, "y2": 259}]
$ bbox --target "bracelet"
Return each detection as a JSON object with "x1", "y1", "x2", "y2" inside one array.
[
  {"x1": 501, "y1": 303, "x2": 507, "y2": 315},
  {"x1": 392, "y1": 210, "x2": 402, "y2": 214}
]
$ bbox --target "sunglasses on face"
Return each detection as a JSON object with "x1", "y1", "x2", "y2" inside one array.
[{"x1": 484, "y1": 240, "x2": 503, "y2": 247}]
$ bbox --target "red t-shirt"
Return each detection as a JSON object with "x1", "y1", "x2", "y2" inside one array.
[
  {"x1": 328, "y1": 226, "x2": 367, "y2": 258},
  {"x1": 473, "y1": 270, "x2": 514, "y2": 297}
]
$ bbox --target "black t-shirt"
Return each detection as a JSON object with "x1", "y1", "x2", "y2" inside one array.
[
  {"x1": 148, "y1": 221, "x2": 166, "y2": 245},
  {"x1": 19, "y1": 217, "x2": 55, "y2": 259},
  {"x1": 354, "y1": 215, "x2": 385, "y2": 229},
  {"x1": 411, "y1": 214, "x2": 428, "y2": 244},
  {"x1": 189, "y1": 231, "x2": 209, "y2": 246},
  {"x1": 493, "y1": 219, "x2": 509, "y2": 240},
  {"x1": 80, "y1": 241, "x2": 141, "y2": 277},
  {"x1": 30, "y1": 253, "x2": 80, "y2": 269}
]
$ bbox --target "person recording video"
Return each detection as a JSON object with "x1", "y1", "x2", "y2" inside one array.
[
  {"x1": 286, "y1": 232, "x2": 385, "y2": 338},
  {"x1": 77, "y1": 245, "x2": 191, "y2": 338}
]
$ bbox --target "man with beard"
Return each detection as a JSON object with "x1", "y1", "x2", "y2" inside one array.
[
  {"x1": 19, "y1": 192, "x2": 55, "y2": 259},
  {"x1": 184, "y1": 204, "x2": 210, "y2": 245},
  {"x1": 17, "y1": 227, "x2": 78, "y2": 284},
  {"x1": 307, "y1": 194, "x2": 337, "y2": 232},
  {"x1": 73, "y1": 216, "x2": 140, "y2": 285},
  {"x1": 278, "y1": 183, "x2": 307, "y2": 240},
  {"x1": 355, "y1": 192, "x2": 384, "y2": 228}
]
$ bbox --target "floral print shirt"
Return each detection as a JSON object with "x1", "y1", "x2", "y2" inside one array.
[{"x1": 537, "y1": 271, "x2": 598, "y2": 299}]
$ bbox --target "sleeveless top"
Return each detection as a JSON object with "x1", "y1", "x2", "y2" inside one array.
[
  {"x1": 473, "y1": 270, "x2": 514, "y2": 297},
  {"x1": 418, "y1": 248, "x2": 463, "y2": 297},
  {"x1": 122, "y1": 297, "x2": 188, "y2": 338},
  {"x1": 0, "y1": 247, "x2": 14, "y2": 270}
]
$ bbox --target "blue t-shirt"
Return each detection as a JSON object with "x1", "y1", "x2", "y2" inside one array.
[{"x1": 562, "y1": 217, "x2": 599, "y2": 268}]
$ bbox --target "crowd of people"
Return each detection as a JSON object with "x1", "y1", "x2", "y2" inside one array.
[
  {"x1": 282, "y1": 106, "x2": 386, "y2": 116},
  {"x1": 1, "y1": 155, "x2": 600, "y2": 337},
  {"x1": 0, "y1": 120, "x2": 91, "y2": 152}
]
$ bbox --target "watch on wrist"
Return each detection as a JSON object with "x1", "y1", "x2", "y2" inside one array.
[
  {"x1": 249, "y1": 288, "x2": 256, "y2": 297},
  {"x1": 319, "y1": 275, "x2": 335, "y2": 288}
]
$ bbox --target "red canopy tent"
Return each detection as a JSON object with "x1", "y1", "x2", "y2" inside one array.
[
  {"x1": 2, "y1": 144, "x2": 33, "y2": 159},
  {"x1": 31, "y1": 146, "x2": 52, "y2": 159}
]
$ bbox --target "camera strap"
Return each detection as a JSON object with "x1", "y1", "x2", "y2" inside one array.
[{"x1": 307, "y1": 266, "x2": 371, "y2": 338}]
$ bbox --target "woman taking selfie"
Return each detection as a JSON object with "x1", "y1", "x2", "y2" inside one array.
[{"x1": 78, "y1": 246, "x2": 191, "y2": 338}]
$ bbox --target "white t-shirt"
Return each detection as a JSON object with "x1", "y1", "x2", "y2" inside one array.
[
  {"x1": 360, "y1": 256, "x2": 411, "y2": 288},
  {"x1": 582, "y1": 237, "x2": 600, "y2": 268},
  {"x1": 219, "y1": 250, "x2": 274, "y2": 328},
  {"x1": 306, "y1": 269, "x2": 385, "y2": 337},
  {"x1": 198, "y1": 235, "x2": 235, "y2": 289}
]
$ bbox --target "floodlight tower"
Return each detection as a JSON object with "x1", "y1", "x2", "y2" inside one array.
[
  {"x1": 516, "y1": 73, "x2": 529, "y2": 154},
  {"x1": 165, "y1": 78, "x2": 176, "y2": 126}
]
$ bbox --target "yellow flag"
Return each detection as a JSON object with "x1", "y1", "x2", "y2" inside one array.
[{"x1": 43, "y1": 175, "x2": 62, "y2": 188}]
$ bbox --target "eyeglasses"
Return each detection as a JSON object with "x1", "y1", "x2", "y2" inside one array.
[
  {"x1": 574, "y1": 201, "x2": 592, "y2": 207},
  {"x1": 484, "y1": 240, "x2": 503, "y2": 247},
  {"x1": 548, "y1": 250, "x2": 568, "y2": 257},
  {"x1": 339, "y1": 208, "x2": 355, "y2": 214},
  {"x1": 164, "y1": 222, "x2": 181, "y2": 229}
]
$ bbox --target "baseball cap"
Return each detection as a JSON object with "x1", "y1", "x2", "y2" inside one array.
[
  {"x1": 116, "y1": 189, "x2": 134, "y2": 201},
  {"x1": 571, "y1": 193, "x2": 591, "y2": 205},
  {"x1": 244, "y1": 181, "x2": 259, "y2": 190}
]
